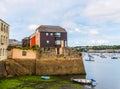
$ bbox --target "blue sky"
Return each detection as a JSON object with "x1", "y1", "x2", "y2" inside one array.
[{"x1": 1, "y1": 0, "x2": 120, "y2": 46}]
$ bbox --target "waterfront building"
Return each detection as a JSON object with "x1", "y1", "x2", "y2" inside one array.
[
  {"x1": 0, "y1": 19, "x2": 9, "y2": 60},
  {"x1": 29, "y1": 25, "x2": 67, "y2": 54}
]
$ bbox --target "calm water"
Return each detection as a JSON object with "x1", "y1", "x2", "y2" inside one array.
[{"x1": 83, "y1": 53, "x2": 120, "y2": 89}]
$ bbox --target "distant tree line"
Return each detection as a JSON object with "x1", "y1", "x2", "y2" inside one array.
[{"x1": 74, "y1": 45, "x2": 120, "y2": 52}]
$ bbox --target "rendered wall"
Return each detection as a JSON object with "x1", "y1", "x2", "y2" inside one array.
[{"x1": 11, "y1": 49, "x2": 36, "y2": 60}]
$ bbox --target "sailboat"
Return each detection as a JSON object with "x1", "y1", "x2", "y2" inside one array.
[
  {"x1": 85, "y1": 53, "x2": 95, "y2": 61},
  {"x1": 100, "y1": 53, "x2": 107, "y2": 58},
  {"x1": 111, "y1": 53, "x2": 118, "y2": 59}
]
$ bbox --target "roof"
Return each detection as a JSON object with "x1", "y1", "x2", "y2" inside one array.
[
  {"x1": 22, "y1": 37, "x2": 30, "y2": 40},
  {"x1": 30, "y1": 33, "x2": 35, "y2": 38},
  {"x1": 0, "y1": 19, "x2": 10, "y2": 26},
  {"x1": 36, "y1": 25, "x2": 67, "y2": 32}
]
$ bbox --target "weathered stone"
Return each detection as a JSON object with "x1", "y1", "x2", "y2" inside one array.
[
  {"x1": 36, "y1": 58, "x2": 85, "y2": 75},
  {"x1": 0, "y1": 57, "x2": 85, "y2": 78},
  {"x1": 5, "y1": 59, "x2": 35, "y2": 76},
  {"x1": 0, "y1": 61, "x2": 7, "y2": 78}
]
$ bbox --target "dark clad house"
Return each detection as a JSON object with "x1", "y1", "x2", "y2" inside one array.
[
  {"x1": 22, "y1": 37, "x2": 30, "y2": 47},
  {"x1": 35, "y1": 25, "x2": 67, "y2": 54}
]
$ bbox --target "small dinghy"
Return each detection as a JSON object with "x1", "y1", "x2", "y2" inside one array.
[
  {"x1": 41, "y1": 76, "x2": 50, "y2": 80},
  {"x1": 71, "y1": 78, "x2": 96, "y2": 87}
]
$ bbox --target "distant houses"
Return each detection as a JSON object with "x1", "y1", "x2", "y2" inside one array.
[
  {"x1": 0, "y1": 19, "x2": 9, "y2": 60},
  {"x1": 22, "y1": 25, "x2": 67, "y2": 55},
  {"x1": 9, "y1": 39, "x2": 22, "y2": 46}
]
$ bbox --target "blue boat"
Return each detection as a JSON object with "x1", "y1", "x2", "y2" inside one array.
[{"x1": 41, "y1": 76, "x2": 50, "y2": 79}]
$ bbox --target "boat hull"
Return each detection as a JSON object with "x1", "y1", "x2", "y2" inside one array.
[{"x1": 71, "y1": 79, "x2": 92, "y2": 85}]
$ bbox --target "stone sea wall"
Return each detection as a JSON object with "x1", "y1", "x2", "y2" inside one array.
[{"x1": 0, "y1": 58, "x2": 85, "y2": 78}]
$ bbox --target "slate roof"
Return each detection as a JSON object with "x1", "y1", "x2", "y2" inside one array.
[{"x1": 36, "y1": 25, "x2": 67, "y2": 32}]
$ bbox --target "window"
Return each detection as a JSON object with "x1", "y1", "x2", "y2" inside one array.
[
  {"x1": 50, "y1": 33, "x2": 53, "y2": 36},
  {"x1": 55, "y1": 32, "x2": 61, "y2": 37},
  {"x1": 0, "y1": 48, "x2": 1, "y2": 56},
  {"x1": 6, "y1": 26, "x2": 8, "y2": 33},
  {"x1": 4, "y1": 25, "x2": 5, "y2": 32},
  {"x1": 3, "y1": 49, "x2": 4, "y2": 56},
  {"x1": 46, "y1": 40, "x2": 49, "y2": 44},
  {"x1": 55, "y1": 40, "x2": 61, "y2": 45},
  {"x1": 22, "y1": 51, "x2": 27, "y2": 56},
  {"x1": 1, "y1": 35, "x2": 3, "y2": 45},
  {"x1": 46, "y1": 33, "x2": 49, "y2": 36},
  {"x1": 1, "y1": 23, "x2": 3, "y2": 31},
  {"x1": 4, "y1": 36, "x2": 5, "y2": 44}
]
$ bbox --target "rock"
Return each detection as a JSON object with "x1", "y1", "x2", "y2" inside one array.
[
  {"x1": 5, "y1": 60, "x2": 34, "y2": 76},
  {"x1": 0, "y1": 61, "x2": 7, "y2": 78}
]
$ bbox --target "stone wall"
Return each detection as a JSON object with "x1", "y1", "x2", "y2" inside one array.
[
  {"x1": 36, "y1": 59, "x2": 85, "y2": 75},
  {"x1": 0, "y1": 61, "x2": 7, "y2": 78},
  {"x1": 0, "y1": 58, "x2": 85, "y2": 78},
  {"x1": 10, "y1": 48, "x2": 36, "y2": 59}
]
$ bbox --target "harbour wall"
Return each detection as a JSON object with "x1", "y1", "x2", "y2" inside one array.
[{"x1": 0, "y1": 58, "x2": 85, "y2": 78}]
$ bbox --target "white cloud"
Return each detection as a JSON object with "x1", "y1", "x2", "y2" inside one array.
[
  {"x1": 27, "y1": 24, "x2": 39, "y2": 31},
  {"x1": 90, "y1": 39, "x2": 109, "y2": 45},
  {"x1": 0, "y1": 3, "x2": 7, "y2": 14},
  {"x1": 5, "y1": 0, "x2": 35, "y2": 4},
  {"x1": 74, "y1": 28, "x2": 82, "y2": 33},
  {"x1": 83, "y1": 0, "x2": 120, "y2": 22},
  {"x1": 89, "y1": 29, "x2": 99, "y2": 36}
]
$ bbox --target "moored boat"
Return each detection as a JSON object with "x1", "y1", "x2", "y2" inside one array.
[
  {"x1": 71, "y1": 78, "x2": 92, "y2": 85},
  {"x1": 71, "y1": 78, "x2": 97, "y2": 87},
  {"x1": 85, "y1": 59, "x2": 95, "y2": 61},
  {"x1": 111, "y1": 57, "x2": 118, "y2": 59}
]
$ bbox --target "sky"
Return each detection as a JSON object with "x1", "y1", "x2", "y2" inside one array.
[{"x1": 1, "y1": 0, "x2": 120, "y2": 46}]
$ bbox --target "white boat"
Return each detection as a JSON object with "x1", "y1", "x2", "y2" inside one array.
[
  {"x1": 85, "y1": 54, "x2": 95, "y2": 61},
  {"x1": 71, "y1": 78, "x2": 96, "y2": 87}
]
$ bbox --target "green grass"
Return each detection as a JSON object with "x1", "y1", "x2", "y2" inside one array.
[
  {"x1": 0, "y1": 76, "x2": 83, "y2": 89},
  {"x1": 0, "y1": 79, "x2": 22, "y2": 89}
]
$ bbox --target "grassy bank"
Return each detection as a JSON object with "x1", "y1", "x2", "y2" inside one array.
[{"x1": 0, "y1": 75, "x2": 84, "y2": 89}]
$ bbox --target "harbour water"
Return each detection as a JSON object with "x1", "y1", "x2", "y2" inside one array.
[{"x1": 83, "y1": 53, "x2": 120, "y2": 89}]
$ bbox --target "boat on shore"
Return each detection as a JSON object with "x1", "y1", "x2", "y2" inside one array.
[
  {"x1": 71, "y1": 78, "x2": 91, "y2": 85},
  {"x1": 71, "y1": 78, "x2": 96, "y2": 87},
  {"x1": 41, "y1": 76, "x2": 50, "y2": 79}
]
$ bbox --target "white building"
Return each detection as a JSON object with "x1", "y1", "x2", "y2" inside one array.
[{"x1": 0, "y1": 19, "x2": 9, "y2": 60}]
